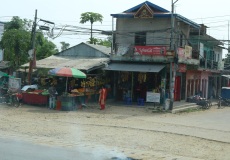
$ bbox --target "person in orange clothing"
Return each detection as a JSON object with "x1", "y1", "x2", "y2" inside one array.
[{"x1": 98, "y1": 85, "x2": 107, "y2": 110}]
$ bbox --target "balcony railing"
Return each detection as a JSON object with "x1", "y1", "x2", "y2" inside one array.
[{"x1": 200, "y1": 59, "x2": 218, "y2": 70}]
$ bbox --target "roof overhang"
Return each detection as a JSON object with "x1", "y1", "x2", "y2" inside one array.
[{"x1": 104, "y1": 63, "x2": 165, "y2": 72}]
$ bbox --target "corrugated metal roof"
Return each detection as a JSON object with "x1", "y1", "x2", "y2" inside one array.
[
  {"x1": 56, "y1": 42, "x2": 111, "y2": 57},
  {"x1": 83, "y1": 43, "x2": 111, "y2": 55},
  {"x1": 21, "y1": 55, "x2": 110, "y2": 73}
]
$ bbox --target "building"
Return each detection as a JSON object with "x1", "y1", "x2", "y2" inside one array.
[
  {"x1": 0, "y1": 21, "x2": 10, "y2": 71},
  {"x1": 105, "y1": 1, "x2": 223, "y2": 107}
]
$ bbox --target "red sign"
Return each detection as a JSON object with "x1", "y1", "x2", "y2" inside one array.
[{"x1": 134, "y1": 46, "x2": 166, "y2": 56}]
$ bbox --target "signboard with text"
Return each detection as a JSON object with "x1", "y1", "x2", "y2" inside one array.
[
  {"x1": 8, "y1": 77, "x2": 21, "y2": 90},
  {"x1": 146, "y1": 92, "x2": 160, "y2": 102},
  {"x1": 185, "y1": 45, "x2": 192, "y2": 59},
  {"x1": 134, "y1": 46, "x2": 166, "y2": 56}
]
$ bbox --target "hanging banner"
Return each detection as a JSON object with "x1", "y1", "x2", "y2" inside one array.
[
  {"x1": 199, "y1": 43, "x2": 204, "y2": 59},
  {"x1": 185, "y1": 45, "x2": 192, "y2": 59},
  {"x1": 134, "y1": 46, "x2": 166, "y2": 56},
  {"x1": 178, "y1": 48, "x2": 185, "y2": 60}
]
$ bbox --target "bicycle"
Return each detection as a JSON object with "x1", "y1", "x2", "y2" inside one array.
[
  {"x1": 0, "y1": 89, "x2": 22, "y2": 107},
  {"x1": 217, "y1": 96, "x2": 229, "y2": 109}
]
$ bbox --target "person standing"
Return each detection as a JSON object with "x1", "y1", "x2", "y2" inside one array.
[
  {"x1": 48, "y1": 84, "x2": 57, "y2": 109},
  {"x1": 98, "y1": 85, "x2": 107, "y2": 110}
]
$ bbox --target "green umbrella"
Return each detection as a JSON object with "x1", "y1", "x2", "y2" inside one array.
[
  {"x1": 48, "y1": 67, "x2": 86, "y2": 92},
  {"x1": 0, "y1": 71, "x2": 8, "y2": 77}
]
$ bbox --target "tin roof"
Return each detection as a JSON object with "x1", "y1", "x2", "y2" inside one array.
[
  {"x1": 21, "y1": 43, "x2": 111, "y2": 73},
  {"x1": 56, "y1": 42, "x2": 111, "y2": 57},
  {"x1": 21, "y1": 55, "x2": 110, "y2": 73}
]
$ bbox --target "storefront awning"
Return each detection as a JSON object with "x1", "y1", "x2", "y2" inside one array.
[
  {"x1": 222, "y1": 75, "x2": 230, "y2": 79},
  {"x1": 104, "y1": 63, "x2": 165, "y2": 72}
]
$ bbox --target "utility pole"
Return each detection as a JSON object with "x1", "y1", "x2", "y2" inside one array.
[
  {"x1": 28, "y1": 9, "x2": 37, "y2": 85},
  {"x1": 169, "y1": 0, "x2": 178, "y2": 110}
]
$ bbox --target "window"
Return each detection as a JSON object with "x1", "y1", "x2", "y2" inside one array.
[
  {"x1": 179, "y1": 34, "x2": 183, "y2": 47},
  {"x1": 135, "y1": 32, "x2": 146, "y2": 46}
]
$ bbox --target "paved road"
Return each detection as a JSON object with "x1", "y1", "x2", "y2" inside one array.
[{"x1": 0, "y1": 138, "x2": 117, "y2": 160}]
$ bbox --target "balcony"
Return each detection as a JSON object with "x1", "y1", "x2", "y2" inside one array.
[{"x1": 200, "y1": 59, "x2": 219, "y2": 70}]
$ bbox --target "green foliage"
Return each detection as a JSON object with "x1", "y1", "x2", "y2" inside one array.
[
  {"x1": 0, "y1": 16, "x2": 58, "y2": 70},
  {"x1": 35, "y1": 32, "x2": 58, "y2": 59},
  {"x1": 80, "y1": 12, "x2": 103, "y2": 44},
  {"x1": 97, "y1": 37, "x2": 111, "y2": 47},
  {"x1": 80, "y1": 12, "x2": 103, "y2": 24},
  {"x1": 1, "y1": 29, "x2": 30, "y2": 68},
  {"x1": 87, "y1": 37, "x2": 111, "y2": 47},
  {"x1": 4, "y1": 16, "x2": 32, "y2": 31},
  {"x1": 60, "y1": 41, "x2": 70, "y2": 51}
]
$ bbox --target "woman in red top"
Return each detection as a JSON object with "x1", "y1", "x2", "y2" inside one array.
[{"x1": 99, "y1": 86, "x2": 107, "y2": 110}]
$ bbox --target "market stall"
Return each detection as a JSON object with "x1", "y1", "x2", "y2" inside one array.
[
  {"x1": 22, "y1": 89, "x2": 49, "y2": 105},
  {"x1": 48, "y1": 67, "x2": 86, "y2": 111}
]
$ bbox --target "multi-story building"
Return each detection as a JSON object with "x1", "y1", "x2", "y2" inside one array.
[{"x1": 105, "y1": 1, "x2": 223, "y2": 107}]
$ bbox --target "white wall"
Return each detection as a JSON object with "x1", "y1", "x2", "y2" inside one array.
[{"x1": 0, "y1": 22, "x2": 4, "y2": 41}]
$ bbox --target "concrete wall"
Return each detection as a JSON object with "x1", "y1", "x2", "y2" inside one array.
[{"x1": 115, "y1": 17, "x2": 190, "y2": 49}]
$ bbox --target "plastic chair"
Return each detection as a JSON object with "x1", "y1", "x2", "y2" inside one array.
[
  {"x1": 137, "y1": 98, "x2": 144, "y2": 106},
  {"x1": 125, "y1": 97, "x2": 132, "y2": 105}
]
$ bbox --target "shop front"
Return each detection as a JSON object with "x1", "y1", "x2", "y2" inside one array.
[
  {"x1": 186, "y1": 70, "x2": 212, "y2": 100},
  {"x1": 105, "y1": 62, "x2": 166, "y2": 105}
]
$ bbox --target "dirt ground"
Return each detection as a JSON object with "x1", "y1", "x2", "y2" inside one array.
[{"x1": 0, "y1": 102, "x2": 229, "y2": 160}]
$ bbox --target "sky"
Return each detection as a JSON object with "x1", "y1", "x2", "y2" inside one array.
[{"x1": 0, "y1": 0, "x2": 230, "y2": 56}]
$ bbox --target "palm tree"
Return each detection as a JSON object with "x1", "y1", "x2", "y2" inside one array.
[{"x1": 80, "y1": 12, "x2": 103, "y2": 44}]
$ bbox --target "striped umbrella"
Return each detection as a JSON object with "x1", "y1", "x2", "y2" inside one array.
[{"x1": 48, "y1": 67, "x2": 86, "y2": 92}]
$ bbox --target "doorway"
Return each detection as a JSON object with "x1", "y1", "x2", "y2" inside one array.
[{"x1": 174, "y1": 76, "x2": 181, "y2": 101}]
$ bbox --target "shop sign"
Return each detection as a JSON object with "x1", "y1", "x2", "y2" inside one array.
[
  {"x1": 134, "y1": 46, "x2": 166, "y2": 56},
  {"x1": 178, "y1": 48, "x2": 185, "y2": 60},
  {"x1": 185, "y1": 45, "x2": 192, "y2": 59},
  {"x1": 146, "y1": 92, "x2": 160, "y2": 102},
  {"x1": 8, "y1": 77, "x2": 21, "y2": 90}
]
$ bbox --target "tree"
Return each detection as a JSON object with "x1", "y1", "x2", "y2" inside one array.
[
  {"x1": 35, "y1": 32, "x2": 58, "y2": 59},
  {"x1": 1, "y1": 29, "x2": 30, "y2": 68},
  {"x1": 0, "y1": 16, "x2": 58, "y2": 71},
  {"x1": 60, "y1": 41, "x2": 70, "y2": 51},
  {"x1": 80, "y1": 12, "x2": 103, "y2": 44},
  {"x1": 96, "y1": 36, "x2": 112, "y2": 47},
  {"x1": 87, "y1": 37, "x2": 111, "y2": 47},
  {"x1": 4, "y1": 16, "x2": 32, "y2": 31}
]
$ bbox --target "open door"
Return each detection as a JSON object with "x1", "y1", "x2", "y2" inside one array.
[{"x1": 174, "y1": 76, "x2": 181, "y2": 101}]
